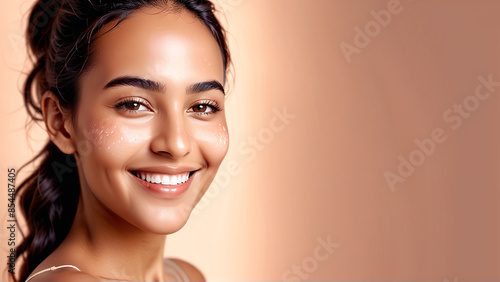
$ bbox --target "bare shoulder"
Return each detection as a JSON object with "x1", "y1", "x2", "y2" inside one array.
[
  {"x1": 168, "y1": 258, "x2": 206, "y2": 282},
  {"x1": 28, "y1": 267, "x2": 99, "y2": 282}
]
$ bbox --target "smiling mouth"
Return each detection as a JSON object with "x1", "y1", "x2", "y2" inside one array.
[{"x1": 131, "y1": 171, "x2": 196, "y2": 186}]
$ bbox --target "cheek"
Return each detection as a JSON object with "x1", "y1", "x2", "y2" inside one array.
[
  {"x1": 193, "y1": 122, "x2": 229, "y2": 163},
  {"x1": 85, "y1": 120, "x2": 119, "y2": 151},
  {"x1": 216, "y1": 122, "x2": 229, "y2": 154},
  {"x1": 77, "y1": 119, "x2": 151, "y2": 158}
]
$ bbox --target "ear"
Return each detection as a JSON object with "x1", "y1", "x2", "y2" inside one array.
[{"x1": 41, "y1": 91, "x2": 77, "y2": 154}]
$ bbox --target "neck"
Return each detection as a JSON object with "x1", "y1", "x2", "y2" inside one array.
[{"x1": 57, "y1": 196, "x2": 168, "y2": 281}]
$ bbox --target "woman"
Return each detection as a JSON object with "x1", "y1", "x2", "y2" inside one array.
[{"x1": 14, "y1": 0, "x2": 231, "y2": 281}]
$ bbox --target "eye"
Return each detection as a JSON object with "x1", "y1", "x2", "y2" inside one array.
[
  {"x1": 114, "y1": 98, "x2": 152, "y2": 113},
  {"x1": 188, "y1": 100, "x2": 222, "y2": 116},
  {"x1": 193, "y1": 104, "x2": 212, "y2": 113}
]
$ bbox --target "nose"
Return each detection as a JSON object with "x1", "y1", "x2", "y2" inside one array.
[{"x1": 150, "y1": 112, "x2": 192, "y2": 159}]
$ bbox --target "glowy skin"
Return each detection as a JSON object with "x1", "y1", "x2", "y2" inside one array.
[
  {"x1": 34, "y1": 6, "x2": 228, "y2": 281},
  {"x1": 73, "y1": 7, "x2": 228, "y2": 234}
]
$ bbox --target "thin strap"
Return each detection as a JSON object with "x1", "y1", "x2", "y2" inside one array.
[
  {"x1": 163, "y1": 259, "x2": 190, "y2": 282},
  {"x1": 25, "y1": 265, "x2": 81, "y2": 282}
]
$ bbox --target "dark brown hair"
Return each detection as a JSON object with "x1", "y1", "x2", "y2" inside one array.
[{"x1": 14, "y1": 0, "x2": 231, "y2": 281}]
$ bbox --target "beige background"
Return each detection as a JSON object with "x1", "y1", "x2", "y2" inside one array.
[{"x1": 1, "y1": 0, "x2": 500, "y2": 281}]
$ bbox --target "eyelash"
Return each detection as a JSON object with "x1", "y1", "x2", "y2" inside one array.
[
  {"x1": 189, "y1": 100, "x2": 223, "y2": 116},
  {"x1": 113, "y1": 98, "x2": 222, "y2": 116},
  {"x1": 114, "y1": 98, "x2": 151, "y2": 114}
]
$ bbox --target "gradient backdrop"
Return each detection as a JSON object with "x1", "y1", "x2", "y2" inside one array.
[{"x1": 1, "y1": 0, "x2": 500, "y2": 281}]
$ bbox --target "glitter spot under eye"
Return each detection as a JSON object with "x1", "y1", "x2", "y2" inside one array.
[
  {"x1": 85, "y1": 121, "x2": 119, "y2": 150},
  {"x1": 217, "y1": 123, "x2": 229, "y2": 152}
]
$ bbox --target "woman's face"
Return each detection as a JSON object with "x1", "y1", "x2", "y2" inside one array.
[{"x1": 71, "y1": 6, "x2": 228, "y2": 234}]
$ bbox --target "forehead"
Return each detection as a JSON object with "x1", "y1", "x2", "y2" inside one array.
[{"x1": 85, "y1": 6, "x2": 224, "y2": 86}]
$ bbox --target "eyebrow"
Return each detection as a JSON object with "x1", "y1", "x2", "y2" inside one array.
[
  {"x1": 104, "y1": 76, "x2": 164, "y2": 92},
  {"x1": 103, "y1": 76, "x2": 225, "y2": 95},
  {"x1": 187, "y1": 80, "x2": 225, "y2": 95}
]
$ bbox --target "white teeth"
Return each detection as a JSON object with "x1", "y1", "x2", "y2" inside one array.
[
  {"x1": 154, "y1": 175, "x2": 161, "y2": 184},
  {"x1": 161, "y1": 175, "x2": 170, "y2": 185},
  {"x1": 137, "y1": 171, "x2": 190, "y2": 186}
]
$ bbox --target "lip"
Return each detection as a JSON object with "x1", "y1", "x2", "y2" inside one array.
[
  {"x1": 129, "y1": 168, "x2": 198, "y2": 198},
  {"x1": 129, "y1": 165, "x2": 200, "y2": 175}
]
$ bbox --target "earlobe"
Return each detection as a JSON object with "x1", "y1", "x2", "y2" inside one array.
[{"x1": 41, "y1": 91, "x2": 76, "y2": 154}]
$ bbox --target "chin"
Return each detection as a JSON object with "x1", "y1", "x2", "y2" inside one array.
[{"x1": 130, "y1": 205, "x2": 192, "y2": 235}]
